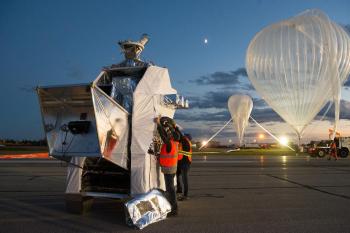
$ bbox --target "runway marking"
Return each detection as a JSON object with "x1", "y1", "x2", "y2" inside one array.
[
  {"x1": 266, "y1": 174, "x2": 350, "y2": 200},
  {"x1": 195, "y1": 160, "x2": 254, "y2": 163},
  {"x1": 191, "y1": 184, "x2": 350, "y2": 191}
]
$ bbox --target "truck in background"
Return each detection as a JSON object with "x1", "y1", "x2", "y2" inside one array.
[
  {"x1": 338, "y1": 137, "x2": 350, "y2": 158},
  {"x1": 307, "y1": 137, "x2": 349, "y2": 158}
]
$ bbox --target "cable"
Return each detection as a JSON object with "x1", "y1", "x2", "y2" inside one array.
[
  {"x1": 249, "y1": 116, "x2": 295, "y2": 151},
  {"x1": 199, "y1": 116, "x2": 295, "y2": 152},
  {"x1": 199, "y1": 118, "x2": 232, "y2": 150}
]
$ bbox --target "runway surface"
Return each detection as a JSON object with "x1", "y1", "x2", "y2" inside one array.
[{"x1": 1, "y1": 155, "x2": 350, "y2": 233}]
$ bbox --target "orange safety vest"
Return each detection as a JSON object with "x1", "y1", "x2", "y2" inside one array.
[
  {"x1": 330, "y1": 142, "x2": 337, "y2": 155},
  {"x1": 159, "y1": 140, "x2": 178, "y2": 172},
  {"x1": 178, "y1": 137, "x2": 192, "y2": 163}
]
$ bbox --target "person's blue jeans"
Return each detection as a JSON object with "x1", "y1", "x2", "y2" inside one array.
[{"x1": 176, "y1": 162, "x2": 190, "y2": 196}]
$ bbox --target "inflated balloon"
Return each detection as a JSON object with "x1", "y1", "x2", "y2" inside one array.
[
  {"x1": 330, "y1": 20, "x2": 350, "y2": 136},
  {"x1": 246, "y1": 9, "x2": 350, "y2": 139},
  {"x1": 228, "y1": 95, "x2": 253, "y2": 145}
]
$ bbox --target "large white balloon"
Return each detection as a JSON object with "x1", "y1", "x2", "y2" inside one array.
[
  {"x1": 246, "y1": 9, "x2": 350, "y2": 139},
  {"x1": 228, "y1": 95, "x2": 253, "y2": 146}
]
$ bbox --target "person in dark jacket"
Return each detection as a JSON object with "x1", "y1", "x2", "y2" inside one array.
[{"x1": 176, "y1": 133, "x2": 192, "y2": 201}]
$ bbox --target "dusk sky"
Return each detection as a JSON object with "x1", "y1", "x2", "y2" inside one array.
[{"x1": 1, "y1": 0, "x2": 350, "y2": 144}]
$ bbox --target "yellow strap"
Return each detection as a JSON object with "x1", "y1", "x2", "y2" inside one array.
[{"x1": 179, "y1": 151, "x2": 192, "y2": 157}]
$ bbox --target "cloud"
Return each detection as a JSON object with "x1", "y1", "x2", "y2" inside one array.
[
  {"x1": 343, "y1": 77, "x2": 350, "y2": 87},
  {"x1": 176, "y1": 101, "x2": 282, "y2": 124},
  {"x1": 189, "y1": 91, "x2": 232, "y2": 109},
  {"x1": 252, "y1": 98, "x2": 268, "y2": 108},
  {"x1": 179, "y1": 126, "x2": 232, "y2": 140},
  {"x1": 317, "y1": 100, "x2": 350, "y2": 119},
  {"x1": 188, "y1": 89, "x2": 267, "y2": 110},
  {"x1": 175, "y1": 110, "x2": 230, "y2": 122},
  {"x1": 219, "y1": 81, "x2": 255, "y2": 91},
  {"x1": 190, "y1": 67, "x2": 247, "y2": 85},
  {"x1": 343, "y1": 24, "x2": 350, "y2": 34},
  {"x1": 251, "y1": 107, "x2": 283, "y2": 122}
]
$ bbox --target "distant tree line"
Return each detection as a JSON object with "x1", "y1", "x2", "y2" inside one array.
[
  {"x1": 193, "y1": 140, "x2": 230, "y2": 148},
  {"x1": 0, "y1": 139, "x2": 47, "y2": 146}
]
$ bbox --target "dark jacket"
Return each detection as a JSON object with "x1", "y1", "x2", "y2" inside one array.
[{"x1": 179, "y1": 136, "x2": 191, "y2": 164}]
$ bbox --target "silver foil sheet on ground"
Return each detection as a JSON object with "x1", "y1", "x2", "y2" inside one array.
[{"x1": 125, "y1": 189, "x2": 171, "y2": 229}]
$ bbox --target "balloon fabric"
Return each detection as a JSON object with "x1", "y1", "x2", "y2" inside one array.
[
  {"x1": 246, "y1": 9, "x2": 350, "y2": 139},
  {"x1": 228, "y1": 95, "x2": 253, "y2": 146}
]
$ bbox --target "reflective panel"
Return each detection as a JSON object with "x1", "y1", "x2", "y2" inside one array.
[
  {"x1": 92, "y1": 86, "x2": 129, "y2": 169},
  {"x1": 37, "y1": 84, "x2": 100, "y2": 158}
]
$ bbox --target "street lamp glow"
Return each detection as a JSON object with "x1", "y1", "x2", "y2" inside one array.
[
  {"x1": 258, "y1": 133, "x2": 265, "y2": 139},
  {"x1": 279, "y1": 136, "x2": 289, "y2": 146}
]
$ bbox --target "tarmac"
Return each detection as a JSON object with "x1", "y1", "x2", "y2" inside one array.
[{"x1": 1, "y1": 155, "x2": 350, "y2": 233}]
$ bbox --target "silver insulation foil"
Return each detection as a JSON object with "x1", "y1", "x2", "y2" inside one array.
[
  {"x1": 110, "y1": 76, "x2": 138, "y2": 113},
  {"x1": 125, "y1": 189, "x2": 171, "y2": 229}
]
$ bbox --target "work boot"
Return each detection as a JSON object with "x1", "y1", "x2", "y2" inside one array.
[
  {"x1": 178, "y1": 195, "x2": 189, "y2": 201},
  {"x1": 168, "y1": 209, "x2": 178, "y2": 217}
]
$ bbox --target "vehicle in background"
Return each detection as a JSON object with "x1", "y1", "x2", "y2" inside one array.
[
  {"x1": 243, "y1": 143, "x2": 261, "y2": 149},
  {"x1": 307, "y1": 140, "x2": 332, "y2": 158},
  {"x1": 307, "y1": 137, "x2": 350, "y2": 158},
  {"x1": 303, "y1": 140, "x2": 319, "y2": 154},
  {"x1": 338, "y1": 137, "x2": 350, "y2": 158}
]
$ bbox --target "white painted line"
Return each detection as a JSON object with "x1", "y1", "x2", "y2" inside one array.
[{"x1": 195, "y1": 160, "x2": 254, "y2": 163}]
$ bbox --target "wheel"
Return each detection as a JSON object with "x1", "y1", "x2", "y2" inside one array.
[
  {"x1": 308, "y1": 152, "x2": 317, "y2": 157},
  {"x1": 65, "y1": 194, "x2": 93, "y2": 214},
  {"x1": 317, "y1": 149, "x2": 326, "y2": 158},
  {"x1": 309, "y1": 153, "x2": 317, "y2": 157},
  {"x1": 339, "y1": 148, "x2": 349, "y2": 158}
]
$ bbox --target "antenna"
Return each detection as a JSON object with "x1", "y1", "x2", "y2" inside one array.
[{"x1": 118, "y1": 34, "x2": 149, "y2": 65}]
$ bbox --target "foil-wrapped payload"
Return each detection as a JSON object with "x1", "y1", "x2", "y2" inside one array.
[{"x1": 125, "y1": 189, "x2": 171, "y2": 229}]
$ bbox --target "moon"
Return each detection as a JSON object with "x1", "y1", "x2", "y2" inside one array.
[{"x1": 204, "y1": 38, "x2": 208, "y2": 44}]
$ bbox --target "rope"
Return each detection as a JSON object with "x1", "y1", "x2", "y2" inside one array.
[
  {"x1": 249, "y1": 116, "x2": 295, "y2": 151},
  {"x1": 199, "y1": 118, "x2": 232, "y2": 150}
]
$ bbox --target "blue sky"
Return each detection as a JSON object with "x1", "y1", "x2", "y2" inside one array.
[{"x1": 1, "y1": 0, "x2": 350, "y2": 144}]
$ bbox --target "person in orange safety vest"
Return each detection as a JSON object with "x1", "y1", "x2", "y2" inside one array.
[
  {"x1": 328, "y1": 138, "x2": 338, "y2": 161},
  {"x1": 156, "y1": 116, "x2": 181, "y2": 216}
]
